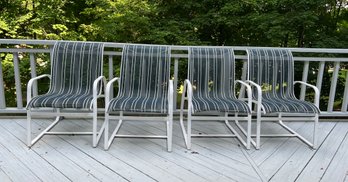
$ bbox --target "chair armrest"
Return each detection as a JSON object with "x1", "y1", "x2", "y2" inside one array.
[
  {"x1": 244, "y1": 80, "x2": 265, "y2": 114},
  {"x1": 294, "y1": 81, "x2": 320, "y2": 107},
  {"x1": 235, "y1": 80, "x2": 252, "y2": 110},
  {"x1": 105, "y1": 77, "x2": 120, "y2": 111},
  {"x1": 27, "y1": 74, "x2": 51, "y2": 103},
  {"x1": 168, "y1": 80, "x2": 174, "y2": 113},
  {"x1": 91, "y1": 76, "x2": 107, "y2": 110},
  {"x1": 180, "y1": 79, "x2": 193, "y2": 112}
]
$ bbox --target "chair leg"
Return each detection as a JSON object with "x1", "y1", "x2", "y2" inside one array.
[
  {"x1": 246, "y1": 113, "x2": 252, "y2": 150},
  {"x1": 167, "y1": 114, "x2": 173, "y2": 152},
  {"x1": 187, "y1": 109, "x2": 192, "y2": 150},
  {"x1": 104, "y1": 113, "x2": 109, "y2": 150},
  {"x1": 256, "y1": 111, "x2": 261, "y2": 150},
  {"x1": 27, "y1": 110, "x2": 32, "y2": 147},
  {"x1": 313, "y1": 113, "x2": 319, "y2": 149},
  {"x1": 92, "y1": 106, "x2": 98, "y2": 148}
]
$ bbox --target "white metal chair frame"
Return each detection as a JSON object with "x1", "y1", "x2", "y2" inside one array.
[
  {"x1": 27, "y1": 42, "x2": 106, "y2": 147},
  {"x1": 180, "y1": 80, "x2": 253, "y2": 149},
  {"x1": 103, "y1": 45, "x2": 174, "y2": 152},
  {"x1": 235, "y1": 49, "x2": 320, "y2": 150},
  {"x1": 179, "y1": 48, "x2": 253, "y2": 150},
  {"x1": 27, "y1": 74, "x2": 107, "y2": 147}
]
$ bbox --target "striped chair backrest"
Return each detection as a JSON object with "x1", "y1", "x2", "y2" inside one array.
[
  {"x1": 118, "y1": 44, "x2": 171, "y2": 102},
  {"x1": 188, "y1": 47, "x2": 236, "y2": 98},
  {"x1": 247, "y1": 48, "x2": 295, "y2": 98},
  {"x1": 48, "y1": 41, "x2": 104, "y2": 95}
]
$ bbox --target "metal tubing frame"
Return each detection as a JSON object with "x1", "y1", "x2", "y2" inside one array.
[
  {"x1": 26, "y1": 75, "x2": 107, "y2": 148},
  {"x1": 240, "y1": 80, "x2": 320, "y2": 150},
  {"x1": 103, "y1": 78, "x2": 174, "y2": 152},
  {"x1": 179, "y1": 79, "x2": 253, "y2": 150}
]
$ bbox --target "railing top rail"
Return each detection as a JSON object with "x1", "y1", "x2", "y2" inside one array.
[{"x1": 1, "y1": 39, "x2": 348, "y2": 54}]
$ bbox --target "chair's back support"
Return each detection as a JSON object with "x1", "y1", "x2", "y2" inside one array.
[
  {"x1": 247, "y1": 49, "x2": 295, "y2": 98},
  {"x1": 119, "y1": 45, "x2": 170, "y2": 100},
  {"x1": 188, "y1": 47, "x2": 235, "y2": 98},
  {"x1": 49, "y1": 41, "x2": 104, "y2": 95}
]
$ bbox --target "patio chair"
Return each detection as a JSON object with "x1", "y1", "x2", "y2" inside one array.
[
  {"x1": 26, "y1": 41, "x2": 106, "y2": 147},
  {"x1": 180, "y1": 47, "x2": 252, "y2": 150},
  {"x1": 104, "y1": 44, "x2": 173, "y2": 152},
  {"x1": 244, "y1": 48, "x2": 320, "y2": 149}
]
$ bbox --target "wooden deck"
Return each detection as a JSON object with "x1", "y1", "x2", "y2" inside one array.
[{"x1": 0, "y1": 118, "x2": 347, "y2": 182}]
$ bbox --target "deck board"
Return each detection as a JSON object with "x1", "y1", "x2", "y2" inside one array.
[
  {"x1": 296, "y1": 122, "x2": 348, "y2": 182},
  {"x1": 0, "y1": 118, "x2": 347, "y2": 182},
  {"x1": 320, "y1": 127, "x2": 348, "y2": 182}
]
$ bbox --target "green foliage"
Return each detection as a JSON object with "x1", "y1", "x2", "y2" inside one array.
[{"x1": 1, "y1": 0, "x2": 348, "y2": 108}]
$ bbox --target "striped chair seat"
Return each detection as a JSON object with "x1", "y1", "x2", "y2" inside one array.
[
  {"x1": 189, "y1": 47, "x2": 250, "y2": 114},
  {"x1": 262, "y1": 97, "x2": 320, "y2": 113},
  {"x1": 27, "y1": 41, "x2": 104, "y2": 109},
  {"x1": 248, "y1": 48, "x2": 320, "y2": 114},
  {"x1": 192, "y1": 94, "x2": 251, "y2": 113},
  {"x1": 107, "y1": 45, "x2": 170, "y2": 114}
]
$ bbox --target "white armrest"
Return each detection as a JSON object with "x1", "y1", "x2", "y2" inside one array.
[
  {"x1": 168, "y1": 80, "x2": 174, "y2": 113},
  {"x1": 27, "y1": 74, "x2": 51, "y2": 104},
  {"x1": 244, "y1": 80, "x2": 265, "y2": 114},
  {"x1": 91, "y1": 76, "x2": 107, "y2": 110},
  {"x1": 235, "y1": 80, "x2": 252, "y2": 111},
  {"x1": 294, "y1": 81, "x2": 320, "y2": 107},
  {"x1": 105, "y1": 77, "x2": 120, "y2": 111},
  {"x1": 180, "y1": 79, "x2": 193, "y2": 113}
]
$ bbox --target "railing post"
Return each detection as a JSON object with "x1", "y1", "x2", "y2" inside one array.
[
  {"x1": 0, "y1": 57, "x2": 6, "y2": 109},
  {"x1": 327, "y1": 62, "x2": 340, "y2": 112},
  {"x1": 29, "y1": 53, "x2": 38, "y2": 96},
  {"x1": 13, "y1": 53, "x2": 23, "y2": 109},
  {"x1": 173, "y1": 58, "x2": 179, "y2": 110},
  {"x1": 108, "y1": 55, "x2": 114, "y2": 98},
  {"x1": 341, "y1": 70, "x2": 348, "y2": 112},
  {"x1": 316, "y1": 61, "x2": 325, "y2": 93},
  {"x1": 300, "y1": 61, "x2": 309, "y2": 100},
  {"x1": 239, "y1": 61, "x2": 247, "y2": 99}
]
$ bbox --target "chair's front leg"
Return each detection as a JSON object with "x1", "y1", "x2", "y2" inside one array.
[{"x1": 27, "y1": 110, "x2": 32, "y2": 147}]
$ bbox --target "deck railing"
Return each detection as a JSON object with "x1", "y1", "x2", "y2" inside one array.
[{"x1": 0, "y1": 39, "x2": 347, "y2": 117}]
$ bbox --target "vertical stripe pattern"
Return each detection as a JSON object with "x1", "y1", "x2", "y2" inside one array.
[
  {"x1": 189, "y1": 47, "x2": 250, "y2": 113},
  {"x1": 107, "y1": 45, "x2": 170, "y2": 113},
  {"x1": 248, "y1": 48, "x2": 319, "y2": 113},
  {"x1": 27, "y1": 41, "x2": 104, "y2": 109}
]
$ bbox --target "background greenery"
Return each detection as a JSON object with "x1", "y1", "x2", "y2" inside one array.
[{"x1": 1, "y1": 0, "x2": 348, "y2": 110}]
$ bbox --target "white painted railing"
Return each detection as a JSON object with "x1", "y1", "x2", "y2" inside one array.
[{"x1": 0, "y1": 39, "x2": 347, "y2": 117}]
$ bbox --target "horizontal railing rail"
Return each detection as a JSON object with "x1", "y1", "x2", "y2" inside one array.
[{"x1": 0, "y1": 39, "x2": 347, "y2": 117}]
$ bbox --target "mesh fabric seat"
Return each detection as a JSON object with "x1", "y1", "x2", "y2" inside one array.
[
  {"x1": 27, "y1": 42, "x2": 104, "y2": 109},
  {"x1": 107, "y1": 45, "x2": 170, "y2": 113},
  {"x1": 26, "y1": 41, "x2": 105, "y2": 148},
  {"x1": 180, "y1": 47, "x2": 252, "y2": 150},
  {"x1": 248, "y1": 49, "x2": 319, "y2": 114},
  {"x1": 246, "y1": 48, "x2": 320, "y2": 149},
  {"x1": 189, "y1": 48, "x2": 250, "y2": 113},
  {"x1": 104, "y1": 44, "x2": 173, "y2": 152}
]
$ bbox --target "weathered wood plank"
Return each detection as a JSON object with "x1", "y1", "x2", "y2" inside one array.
[
  {"x1": 7, "y1": 119, "x2": 105, "y2": 182},
  {"x1": 0, "y1": 122, "x2": 70, "y2": 182},
  {"x1": 295, "y1": 122, "x2": 348, "y2": 181},
  {"x1": 316, "y1": 126, "x2": 348, "y2": 182},
  {"x1": 76, "y1": 119, "x2": 236, "y2": 182},
  {"x1": 125, "y1": 121, "x2": 261, "y2": 181},
  {"x1": 23, "y1": 118, "x2": 156, "y2": 182},
  {"x1": 0, "y1": 169, "x2": 12, "y2": 182},
  {"x1": 0, "y1": 142, "x2": 40, "y2": 182},
  {"x1": 270, "y1": 122, "x2": 336, "y2": 182},
  {"x1": 250, "y1": 122, "x2": 305, "y2": 165}
]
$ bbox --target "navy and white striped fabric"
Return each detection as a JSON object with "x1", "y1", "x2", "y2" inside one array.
[
  {"x1": 188, "y1": 47, "x2": 250, "y2": 113},
  {"x1": 247, "y1": 48, "x2": 320, "y2": 113},
  {"x1": 107, "y1": 45, "x2": 170, "y2": 113},
  {"x1": 27, "y1": 41, "x2": 104, "y2": 109}
]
